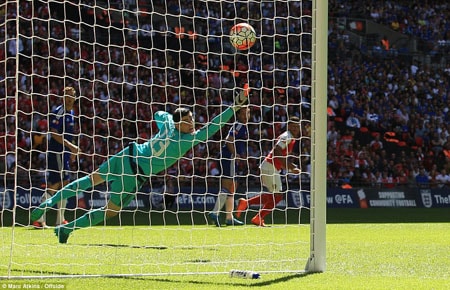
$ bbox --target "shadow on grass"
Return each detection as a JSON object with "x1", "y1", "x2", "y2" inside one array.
[
  {"x1": 109, "y1": 271, "x2": 316, "y2": 287},
  {"x1": 10, "y1": 269, "x2": 79, "y2": 277},
  {"x1": 9, "y1": 269, "x2": 316, "y2": 287},
  {"x1": 77, "y1": 244, "x2": 218, "y2": 253},
  {"x1": 83, "y1": 243, "x2": 168, "y2": 250}
]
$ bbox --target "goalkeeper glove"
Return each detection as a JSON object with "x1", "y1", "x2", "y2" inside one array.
[{"x1": 234, "y1": 83, "x2": 250, "y2": 110}]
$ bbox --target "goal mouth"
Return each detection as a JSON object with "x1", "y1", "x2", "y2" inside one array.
[{"x1": 1, "y1": 0, "x2": 326, "y2": 279}]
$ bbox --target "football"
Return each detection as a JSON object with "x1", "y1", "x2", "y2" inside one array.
[{"x1": 229, "y1": 23, "x2": 256, "y2": 50}]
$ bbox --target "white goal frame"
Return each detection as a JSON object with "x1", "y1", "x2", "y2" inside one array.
[{"x1": 306, "y1": 0, "x2": 327, "y2": 273}]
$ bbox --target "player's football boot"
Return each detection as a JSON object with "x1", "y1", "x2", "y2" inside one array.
[
  {"x1": 225, "y1": 217, "x2": 244, "y2": 226},
  {"x1": 32, "y1": 221, "x2": 48, "y2": 229},
  {"x1": 56, "y1": 220, "x2": 68, "y2": 226},
  {"x1": 208, "y1": 212, "x2": 221, "y2": 227},
  {"x1": 251, "y1": 215, "x2": 266, "y2": 227}
]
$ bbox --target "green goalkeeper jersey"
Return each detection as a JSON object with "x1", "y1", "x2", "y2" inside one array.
[{"x1": 133, "y1": 106, "x2": 235, "y2": 176}]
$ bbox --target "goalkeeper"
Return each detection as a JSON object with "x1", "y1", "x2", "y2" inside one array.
[{"x1": 31, "y1": 84, "x2": 249, "y2": 243}]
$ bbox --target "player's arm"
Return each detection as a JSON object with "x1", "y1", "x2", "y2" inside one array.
[
  {"x1": 273, "y1": 145, "x2": 300, "y2": 174},
  {"x1": 192, "y1": 106, "x2": 235, "y2": 144},
  {"x1": 50, "y1": 129, "x2": 79, "y2": 154},
  {"x1": 224, "y1": 133, "x2": 237, "y2": 157},
  {"x1": 192, "y1": 84, "x2": 250, "y2": 144}
]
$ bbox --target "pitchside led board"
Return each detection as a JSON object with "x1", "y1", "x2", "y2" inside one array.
[{"x1": 1, "y1": 186, "x2": 449, "y2": 210}]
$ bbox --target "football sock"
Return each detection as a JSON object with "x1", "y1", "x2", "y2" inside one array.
[
  {"x1": 44, "y1": 175, "x2": 93, "y2": 208},
  {"x1": 247, "y1": 193, "x2": 273, "y2": 206},
  {"x1": 37, "y1": 192, "x2": 53, "y2": 223},
  {"x1": 55, "y1": 198, "x2": 67, "y2": 225},
  {"x1": 225, "y1": 195, "x2": 235, "y2": 219},
  {"x1": 63, "y1": 207, "x2": 105, "y2": 233},
  {"x1": 212, "y1": 191, "x2": 228, "y2": 213},
  {"x1": 260, "y1": 194, "x2": 284, "y2": 219},
  {"x1": 41, "y1": 191, "x2": 53, "y2": 202}
]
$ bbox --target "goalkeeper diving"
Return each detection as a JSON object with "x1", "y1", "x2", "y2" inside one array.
[{"x1": 31, "y1": 84, "x2": 250, "y2": 243}]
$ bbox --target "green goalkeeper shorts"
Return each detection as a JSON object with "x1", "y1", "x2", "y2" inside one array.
[{"x1": 97, "y1": 145, "x2": 143, "y2": 208}]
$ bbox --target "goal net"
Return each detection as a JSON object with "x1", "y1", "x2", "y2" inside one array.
[{"x1": 0, "y1": 0, "x2": 326, "y2": 278}]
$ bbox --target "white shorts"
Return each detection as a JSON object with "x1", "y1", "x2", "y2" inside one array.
[{"x1": 259, "y1": 161, "x2": 282, "y2": 193}]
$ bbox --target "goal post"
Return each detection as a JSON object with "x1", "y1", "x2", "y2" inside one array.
[
  {"x1": 0, "y1": 0, "x2": 327, "y2": 278},
  {"x1": 306, "y1": 0, "x2": 328, "y2": 273}
]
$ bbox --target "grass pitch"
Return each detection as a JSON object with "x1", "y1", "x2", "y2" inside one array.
[{"x1": 0, "y1": 208, "x2": 449, "y2": 289}]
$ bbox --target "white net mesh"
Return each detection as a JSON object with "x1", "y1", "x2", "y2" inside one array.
[{"x1": 0, "y1": 0, "x2": 314, "y2": 278}]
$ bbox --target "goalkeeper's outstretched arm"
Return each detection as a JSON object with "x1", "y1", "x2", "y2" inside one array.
[{"x1": 189, "y1": 84, "x2": 250, "y2": 145}]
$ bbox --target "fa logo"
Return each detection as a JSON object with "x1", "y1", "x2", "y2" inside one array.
[{"x1": 420, "y1": 189, "x2": 432, "y2": 208}]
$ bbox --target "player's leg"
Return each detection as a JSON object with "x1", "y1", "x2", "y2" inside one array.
[
  {"x1": 54, "y1": 153, "x2": 72, "y2": 225},
  {"x1": 209, "y1": 159, "x2": 232, "y2": 226},
  {"x1": 211, "y1": 180, "x2": 229, "y2": 213},
  {"x1": 237, "y1": 162, "x2": 275, "y2": 219},
  {"x1": 42, "y1": 178, "x2": 68, "y2": 226},
  {"x1": 223, "y1": 179, "x2": 243, "y2": 226},
  {"x1": 220, "y1": 159, "x2": 243, "y2": 225},
  {"x1": 33, "y1": 152, "x2": 61, "y2": 228},
  {"x1": 226, "y1": 158, "x2": 247, "y2": 220},
  {"x1": 258, "y1": 193, "x2": 284, "y2": 219},
  {"x1": 246, "y1": 193, "x2": 273, "y2": 206},
  {"x1": 209, "y1": 188, "x2": 227, "y2": 227},
  {"x1": 31, "y1": 173, "x2": 100, "y2": 222},
  {"x1": 162, "y1": 176, "x2": 177, "y2": 209},
  {"x1": 57, "y1": 196, "x2": 125, "y2": 233},
  {"x1": 39, "y1": 183, "x2": 64, "y2": 226},
  {"x1": 36, "y1": 182, "x2": 67, "y2": 227},
  {"x1": 235, "y1": 197, "x2": 247, "y2": 218},
  {"x1": 54, "y1": 199, "x2": 122, "y2": 244},
  {"x1": 33, "y1": 191, "x2": 52, "y2": 228},
  {"x1": 54, "y1": 180, "x2": 135, "y2": 244},
  {"x1": 236, "y1": 192, "x2": 274, "y2": 218},
  {"x1": 54, "y1": 168, "x2": 142, "y2": 243},
  {"x1": 251, "y1": 165, "x2": 281, "y2": 227}
]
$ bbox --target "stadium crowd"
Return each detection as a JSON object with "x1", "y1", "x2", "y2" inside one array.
[
  {"x1": 0, "y1": 0, "x2": 449, "y2": 191},
  {"x1": 330, "y1": 0, "x2": 450, "y2": 58}
]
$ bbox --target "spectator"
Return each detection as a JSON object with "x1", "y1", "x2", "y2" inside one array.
[
  {"x1": 415, "y1": 168, "x2": 431, "y2": 188},
  {"x1": 327, "y1": 126, "x2": 340, "y2": 149},
  {"x1": 435, "y1": 169, "x2": 450, "y2": 188},
  {"x1": 3, "y1": 0, "x2": 450, "y2": 194},
  {"x1": 345, "y1": 111, "x2": 361, "y2": 131},
  {"x1": 369, "y1": 133, "x2": 383, "y2": 153}
]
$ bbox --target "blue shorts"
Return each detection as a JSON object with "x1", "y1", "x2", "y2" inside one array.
[
  {"x1": 46, "y1": 151, "x2": 71, "y2": 185},
  {"x1": 220, "y1": 158, "x2": 235, "y2": 179}
]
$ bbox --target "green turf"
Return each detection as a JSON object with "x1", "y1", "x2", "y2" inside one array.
[{"x1": 0, "y1": 208, "x2": 449, "y2": 289}]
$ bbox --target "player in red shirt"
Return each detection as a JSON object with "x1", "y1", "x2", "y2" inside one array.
[{"x1": 236, "y1": 116, "x2": 301, "y2": 226}]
